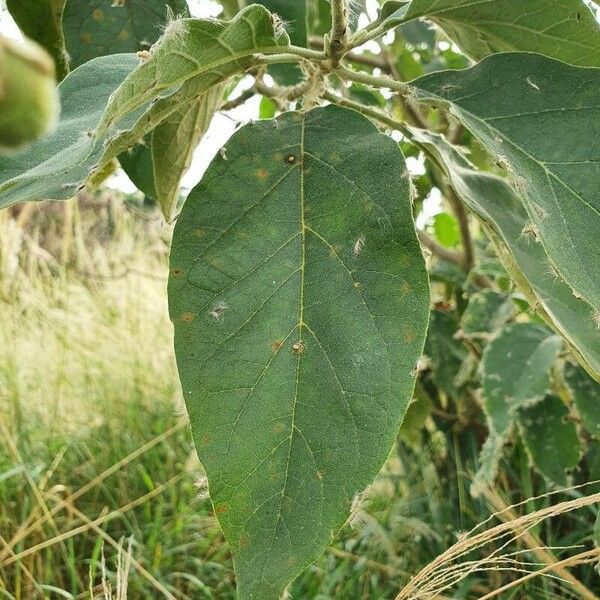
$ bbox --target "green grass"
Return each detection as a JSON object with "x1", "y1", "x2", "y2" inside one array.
[{"x1": 0, "y1": 196, "x2": 598, "y2": 600}]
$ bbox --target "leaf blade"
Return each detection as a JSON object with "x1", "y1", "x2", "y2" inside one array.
[
  {"x1": 168, "y1": 105, "x2": 429, "y2": 598},
  {"x1": 411, "y1": 53, "x2": 600, "y2": 313}
]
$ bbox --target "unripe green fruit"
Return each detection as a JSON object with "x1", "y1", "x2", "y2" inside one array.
[{"x1": 0, "y1": 35, "x2": 60, "y2": 152}]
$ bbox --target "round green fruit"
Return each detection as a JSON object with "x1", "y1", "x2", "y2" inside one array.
[{"x1": 0, "y1": 35, "x2": 60, "y2": 152}]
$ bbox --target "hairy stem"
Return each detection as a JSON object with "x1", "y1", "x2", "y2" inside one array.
[{"x1": 327, "y1": 0, "x2": 350, "y2": 64}]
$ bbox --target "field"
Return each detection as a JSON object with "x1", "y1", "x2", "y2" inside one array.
[{"x1": 0, "y1": 194, "x2": 598, "y2": 600}]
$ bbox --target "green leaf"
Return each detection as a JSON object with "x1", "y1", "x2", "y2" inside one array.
[
  {"x1": 121, "y1": 84, "x2": 224, "y2": 220},
  {"x1": 62, "y1": 0, "x2": 190, "y2": 69},
  {"x1": 518, "y1": 395, "x2": 580, "y2": 486},
  {"x1": 407, "y1": 128, "x2": 600, "y2": 381},
  {"x1": 432, "y1": 211, "x2": 459, "y2": 248},
  {"x1": 0, "y1": 6, "x2": 289, "y2": 208},
  {"x1": 380, "y1": 0, "x2": 600, "y2": 67},
  {"x1": 259, "y1": 97, "x2": 278, "y2": 119},
  {"x1": 168, "y1": 105, "x2": 429, "y2": 599},
  {"x1": 411, "y1": 53, "x2": 600, "y2": 311},
  {"x1": 459, "y1": 289, "x2": 514, "y2": 340},
  {"x1": 151, "y1": 84, "x2": 224, "y2": 221},
  {"x1": 424, "y1": 309, "x2": 467, "y2": 400},
  {"x1": 564, "y1": 362, "x2": 600, "y2": 440},
  {"x1": 6, "y1": 0, "x2": 68, "y2": 80},
  {"x1": 481, "y1": 322, "x2": 562, "y2": 436}
]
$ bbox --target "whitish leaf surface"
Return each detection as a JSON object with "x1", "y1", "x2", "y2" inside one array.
[
  {"x1": 411, "y1": 53, "x2": 600, "y2": 310},
  {"x1": 0, "y1": 6, "x2": 288, "y2": 208},
  {"x1": 62, "y1": 0, "x2": 190, "y2": 69},
  {"x1": 519, "y1": 395, "x2": 580, "y2": 485},
  {"x1": 408, "y1": 127, "x2": 600, "y2": 381},
  {"x1": 168, "y1": 105, "x2": 429, "y2": 599},
  {"x1": 481, "y1": 323, "x2": 562, "y2": 436},
  {"x1": 6, "y1": 0, "x2": 68, "y2": 80},
  {"x1": 565, "y1": 362, "x2": 600, "y2": 440},
  {"x1": 379, "y1": 0, "x2": 600, "y2": 67}
]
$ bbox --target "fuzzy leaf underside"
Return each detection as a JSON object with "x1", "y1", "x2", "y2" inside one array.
[
  {"x1": 411, "y1": 53, "x2": 600, "y2": 311},
  {"x1": 481, "y1": 322, "x2": 562, "y2": 437},
  {"x1": 408, "y1": 127, "x2": 600, "y2": 381},
  {"x1": 62, "y1": 0, "x2": 190, "y2": 69},
  {"x1": 168, "y1": 105, "x2": 429, "y2": 599},
  {"x1": 0, "y1": 6, "x2": 289, "y2": 208},
  {"x1": 381, "y1": 0, "x2": 600, "y2": 67}
]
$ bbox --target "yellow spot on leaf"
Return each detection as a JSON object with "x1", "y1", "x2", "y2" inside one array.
[
  {"x1": 92, "y1": 8, "x2": 104, "y2": 20},
  {"x1": 256, "y1": 168, "x2": 269, "y2": 181}
]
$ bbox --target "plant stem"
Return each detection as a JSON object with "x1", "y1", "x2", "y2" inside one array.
[
  {"x1": 310, "y1": 35, "x2": 391, "y2": 71},
  {"x1": 328, "y1": 0, "x2": 350, "y2": 64},
  {"x1": 335, "y1": 64, "x2": 412, "y2": 95},
  {"x1": 446, "y1": 187, "x2": 474, "y2": 271}
]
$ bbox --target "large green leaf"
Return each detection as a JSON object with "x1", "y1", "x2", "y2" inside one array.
[
  {"x1": 0, "y1": 6, "x2": 289, "y2": 208},
  {"x1": 519, "y1": 395, "x2": 580, "y2": 486},
  {"x1": 6, "y1": 0, "x2": 68, "y2": 80},
  {"x1": 481, "y1": 322, "x2": 562, "y2": 437},
  {"x1": 564, "y1": 362, "x2": 600, "y2": 440},
  {"x1": 62, "y1": 0, "x2": 190, "y2": 69},
  {"x1": 408, "y1": 127, "x2": 600, "y2": 381},
  {"x1": 379, "y1": 0, "x2": 600, "y2": 67},
  {"x1": 168, "y1": 105, "x2": 429, "y2": 599},
  {"x1": 411, "y1": 53, "x2": 600, "y2": 311}
]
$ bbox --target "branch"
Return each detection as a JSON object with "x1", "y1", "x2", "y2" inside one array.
[
  {"x1": 327, "y1": 0, "x2": 349, "y2": 64},
  {"x1": 310, "y1": 35, "x2": 390, "y2": 71},
  {"x1": 446, "y1": 186, "x2": 474, "y2": 272}
]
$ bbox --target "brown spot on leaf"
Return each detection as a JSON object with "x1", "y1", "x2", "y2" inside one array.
[
  {"x1": 118, "y1": 29, "x2": 130, "y2": 41},
  {"x1": 403, "y1": 329, "x2": 415, "y2": 344},
  {"x1": 256, "y1": 168, "x2": 269, "y2": 181},
  {"x1": 292, "y1": 342, "x2": 304, "y2": 355},
  {"x1": 80, "y1": 32, "x2": 92, "y2": 44},
  {"x1": 285, "y1": 154, "x2": 296, "y2": 164},
  {"x1": 215, "y1": 502, "x2": 230, "y2": 516},
  {"x1": 239, "y1": 534, "x2": 250, "y2": 548},
  {"x1": 171, "y1": 268, "x2": 183, "y2": 277},
  {"x1": 273, "y1": 421, "x2": 285, "y2": 433},
  {"x1": 92, "y1": 8, "x2": 104, "y2": 20},
  {"x1": 271, "y1": 340, "x2": 283, "y2": 351},
  {"x1": 181, "y1": 312, "x2": 195, "y2": 323},
  {"x1": 202, "y1": 434, "x2": 211, "y2": 446},
  {"x1": 401, "y1": 282, "x2": 412, "y2": 295}
]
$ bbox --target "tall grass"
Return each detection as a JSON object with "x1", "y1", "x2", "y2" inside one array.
[{"x1": 0, "y1": 194, "x2": 598, "y2": 599}]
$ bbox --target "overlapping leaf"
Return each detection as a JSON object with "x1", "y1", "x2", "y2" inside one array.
[
  {"x1": 459, "y1": 290, "x2": 513, "y2": 340},
  {"x1": 564, "y1": 362, "x2": 600, "y2": 439},
  {"x1": 0, "y1": 6, "x2": 289, "y2": 207},
  {"x1": 62, "y1": 0, "x2": 190, "y2": 69},
  {"x1": 481, "y1": 322, "x2": 562, "y2": 437},
  {"x1": 168, "y1": 105, "x2": 429, "y2": 599},
  {"x1": 408, "y1": 128, "x2": 600, "y2": 381},
  {"x1": 519, "y1": 395, "x2": 580, "y2": 486},
  {"x1": 410, "y1": 53, "x2": 600, "y2": 311},
  {"x1": 379, "y1": 0, "x2": 600, "y2": 67}
]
